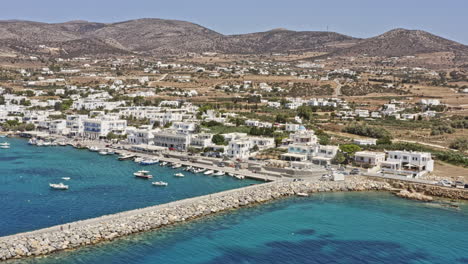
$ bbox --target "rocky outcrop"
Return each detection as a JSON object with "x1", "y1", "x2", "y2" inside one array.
[
  {"x1": 0, "y1": 177, "x2": 391, "y2": 261},
  {"x1": 386, "y1": 180, "x2": 468, "y2": 200},
  {"x1": 395, "y1": 190, "x2": 433, "y2": 202}
]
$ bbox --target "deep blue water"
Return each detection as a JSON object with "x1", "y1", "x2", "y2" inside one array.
[
  {"x1": 0, "y1": 138, "x2": 258, "y2": 236},
  {"x1": 9, "y1": 192, "x2": 468, "y2": 264}
]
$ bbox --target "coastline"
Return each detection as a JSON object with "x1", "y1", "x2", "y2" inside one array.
[{"x1": 0, "y1": 177, "x2": 393, "y2": 261}]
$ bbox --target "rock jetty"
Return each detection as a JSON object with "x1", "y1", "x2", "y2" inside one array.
[{"x1": 0, "y1": 177, "x2": 395, "y2": 261}]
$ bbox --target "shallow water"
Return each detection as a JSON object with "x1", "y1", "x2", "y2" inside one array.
[
  {"x1": 0, "y1": 138, "x2": 258, "y2": 236},
  {"x1": 11, "y1": 192, "x2": 468, "y2": 264}
]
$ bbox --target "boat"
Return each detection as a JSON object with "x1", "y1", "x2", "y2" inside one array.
[
  {"x1": 235, "y1": 175, "x2": 245, "y2": 180},
  {"x1": 194, "y1": 168, "x2": 206, "y2": 173},
  {"x1": 0, "y1": 142, "x2": 10, "y2": 146},
  {"x1": 98, "y1": 149, "x2": 114, "y2": 155},
  {"x1": 172, "y1": 164, "x2": 182, "y2": 169},
  {"x1": 134, "y1": 157, "x2": 144, "y2": 163},
  {"x1": 160, "y1": 162, "x2": 168, "y2": 166},
  {"x1": 213, "y1": 171, "x2": 225, "y2": 176},
  {"x1": 88, "y1": 146, "x2": 100, "y2": 152},
  {"x1": 28, "y1": 138, "x2": 37, "y2": 145},
  {"x1": 36, "y1": 140, "x2": 44, "y2": 146},
  {"x1": 140, "y1": 159, "x2": 159, "y2": 165},
  {"x1": 49, "y1": 183, "x2": 69, "y2": 190},
  {"x1": 152, "y1": 181, "x2": 168, "y2": 186},
  {"x1": 0, "y1": 145, "x2": 10, "y2": 149},
  {"x1": 58, "y1": 142, "x2": 67, "y2": 146},
  {"x1": 133, "y1": 170, "x2": 153, "y2": 179},
  {"x1": 184, "y1": 166, "x2": 193, "y2": 171},
  {"x1": 118, "y1": 154, "x2": 135, "y2": 161},
  {"x1": 204, "y1": 170, "x2": 214, "y2": 175},
  {"x1": 296, "y1": 192, "x2": 309, "y2": 197},
  {"x1": 0, "y1": 135, "x2": 6, "y2": 138},
  {"x1": 42, "y1": 141, "x2": 51, "y2": 146},
  {"x1": 174, "y1": 173, "x2": 185, "y2": 177},
  {"x1": 61, "y1": 177, "x2": 71, "y2": 181}
]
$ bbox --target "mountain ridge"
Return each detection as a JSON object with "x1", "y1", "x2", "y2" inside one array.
[{"x1": 0, "y1": 18, "x2": 466, "y2": 64}]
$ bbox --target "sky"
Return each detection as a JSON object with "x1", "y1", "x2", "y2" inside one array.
[{"x1": 1, "y1": 0, "x2": 467, "y2": 44}]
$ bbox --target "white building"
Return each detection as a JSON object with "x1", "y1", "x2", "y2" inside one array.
[
  {"x1": 153, "y1": 130, "x2": 191, "y2": 151},
  {"x1": 381, "y1": 151, "x2": 434, "y2": 178},
  {"x1": 83, "y1": 116, "x2": 127, "y2": 139},
  {"x1": 354, "y1": 151, "x2": 386, "y2": 167}
]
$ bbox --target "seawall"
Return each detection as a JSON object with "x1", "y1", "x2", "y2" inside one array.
[{"x1": 0, "y1": 177, "x2": 392, "y2": 261}]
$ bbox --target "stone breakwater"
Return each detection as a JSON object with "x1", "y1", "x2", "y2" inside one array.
[{"x1": 0, "y1": 177, "x2": 392, "y2": 261}]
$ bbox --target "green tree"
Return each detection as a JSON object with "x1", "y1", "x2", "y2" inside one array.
[
  {"x1": 332, "y1": 152, "x2": 346, "y2": 164},
  {"x1": 339, "y1": 144, "x2": 362, "y2": 156},
  {"x1": 212, "y1": 134, "x2": 226, "y2": 145},
  {"x1": 449, "y1": 138, "x2": 468, "y2": 152}
]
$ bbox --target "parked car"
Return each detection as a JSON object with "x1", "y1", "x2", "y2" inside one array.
[{"x1": 350, "y1": 168, "x2": 360, "y2": 175}]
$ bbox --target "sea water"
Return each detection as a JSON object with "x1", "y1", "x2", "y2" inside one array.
[
  {"x1": 10, "y1": 192, "x2": 468, "y2": 264},
  {"x1": 0, "y1": 138, "x2": 258, "y2": 236}
]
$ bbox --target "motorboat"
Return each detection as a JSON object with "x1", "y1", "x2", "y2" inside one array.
[
  {"x1": 88, "y1": 146, "x2": 100, "y2": 152},
  {"x1": 42, "y1": 141, "x2": 51, "y2": 146},
  {"x1": 172, "y1": 164, "x2": 182, "y2": 169},
  {"x1": 296, "y1": 192, "x2": 309, "y2": 197},
  {"x1": 58, "y1": 142, "x2": 67, "y2": 146},
  {"x1": 49, "y1": 183, "x2": 69, "y2": 190},
  {"x1": 140, "y1": 159, "x2": 159, "y2": 165},
  {"x1": 0, "y1": 142, "x2": 10, "y2": 146},
  {"x1": 0, "y1": 145, "x2": 10, "y2": 149},
  {"x1": 36, "y1": 140, "x2": 44, "y2": 146},
  {"x1": 61, "y1": 177, "x2": 71, "y2": 181},
  {"x1": 194, "y1": 168, "x2": 206, "y2": 173},
  {"x1": 174, "y1": 173, "x2": 185, "y2": 177},
  {"x1": 98, "y1": 149, "x2": 114, "y2": 155},
  {"x1": 133, "y1": 170, "x2": 153, "y2": 179},
  {"x1": 134, "y1": 157, "x2": 144, "y2": 163},
  {"x1": 213, "y1": 171, "x2": 225, "y2": 176},
  {"x1": 160, "y1": 162, "x2": 168, "y2": 166},
  {"x1": 234, "y1": 175, "x2": 245, "y2": 180},
  {"x1": 28, "y1": 138, "x2": 37, "y2": 145},
  {"x1": 184, "y1": 166, "x2": 193, "y2": 171},
  {"x1": 118, "y1": 154, "x2": 135, "y2": 161},
  {"x1": 152, "y1": 181, "x2": 168, "y2": 186},
  {"x1": 204, "y1": 170, "x2": 214, "y2": 175}
]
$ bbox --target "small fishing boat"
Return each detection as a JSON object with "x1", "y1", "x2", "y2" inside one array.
[
  {"x1": 172, "y1": 164, "x2": 182, "y2": 169},
  {"x1": 28, "y1": 138, "x2": 37, "y2": 145},
  {"x1": 42, "y1": 141, "x2": 51, "y2": 146},
  {"x1": 234, "y1": 175, "x2": 245, "y2": 180},
  {"x1": 61, "y1": 177, "x2": 71, "y2": 181},
  {"x1": 0, "y1": 135, "x2": 6, "y2": 138},
  {"x1": 88, "y1": 146, "x2": 100, "y2": 152},
  {"x1": 98, "y1": 149, "x2": 114, "y2": 155},
  {"x1": 160, "y1": 162, "x2": 168, "y2": 166},
  {"x1": 140, "y1": 159, "x2": 159, "y2": 165},
  {"x1": 296, "y1": 192, "x2": 309, "y2": 197},
  {"x1": 0, "y1": 142, "x2": 10, "y2": 146},
  {"x1": 184, "y1": 166, "x2": 193, "y2": 171},
  {"x1": 134, "y1": 157, "x2": 144, "y2": 163},
  {"x1": 118, "y1": 154, "x2": 135, "y2": 161},
  {"x1": 152, "y1": 181, "x2": 168, "y2": 186},
  {"x1": 58, "y1": 142, "x2": 67, "y2": 146},
  {"x1": 0, "y1": 145, "x2": 10, "y2": 149},
  {"x1": 174, "y1": 173, "x2": 185, "y2": 177},
  {"x1": 195, "y1": 168, "x2": 206, "y2": 173},
  {"x1": 204, "y1": 170, "x2": 214, "y2": 175},
  {"x1": 133, "y1": 170, "x2": 153, "y2": 179},
  {"x1": 49, "y1": 183, "x2": 69, "y2": 190},
  {"x1": 213, "y1": 171, "x2": 225, "y2": 176}
]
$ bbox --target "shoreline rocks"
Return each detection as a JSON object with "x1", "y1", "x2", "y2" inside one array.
[
  {"x1": 0, "y1": 176, "x2": 464, "y2": 262},
  {"x1": 395, "y1": 190, "x2": 433, "y2": 201}
]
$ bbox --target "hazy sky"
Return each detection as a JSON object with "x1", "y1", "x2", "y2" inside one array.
[{"x1": 1, "y1": 0, "x2": 467, "y2": 44}]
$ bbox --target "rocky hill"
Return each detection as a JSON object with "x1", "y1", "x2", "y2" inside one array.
[{"x1": 0, "y1": 19, "x2": 466, "y2": 63}]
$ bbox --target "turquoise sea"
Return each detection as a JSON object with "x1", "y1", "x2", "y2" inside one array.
[
  {"x1": 9, "y1": 192, "x2": 468, "y2": 264},
  {"x1": 1, "y1": 138, "x2": 468, "y2": 264},
  {"x1": 0, "y1": 138, "x2": 258, "y2": 236}
]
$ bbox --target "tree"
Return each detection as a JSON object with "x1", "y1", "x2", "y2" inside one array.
[
  {"x1": 251, "y1": 144, "x2": 259, "y2": 152},
  {"x1": 449, "y1": 138, "x2": 468, "y2": 152},
  {"x1": 274, "y1": 137, "x2": 284, "y2": 148},
  {"x1": 275, "y1": 114, "x2": 287, "y2": 123},
  {"x1": 377, "y1": 136, "x2": 392, "y2": 145},
  {"x1": 212, "y1": 134, "x2": 226, "y2": 145},
  {"x1": 332, "y1": 152, "x2": 346, "y2": 164},
  {"x1": 339, "y1": 144, "x2": 362, "y2": 156}
]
